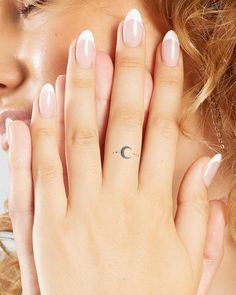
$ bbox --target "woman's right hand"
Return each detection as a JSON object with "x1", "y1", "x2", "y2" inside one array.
[{"x1": 7, "y1": 36, "x2": 225, "y2": 295}]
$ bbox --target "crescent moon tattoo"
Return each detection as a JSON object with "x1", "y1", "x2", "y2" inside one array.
[
  {"x1": 113, "y1": 146, "x2": 140, "y2": 159},
  {"x1": 120, "y1": 146, "x2": 132, "y2": 159}
]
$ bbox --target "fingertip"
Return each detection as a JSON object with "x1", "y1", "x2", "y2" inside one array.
[
  {"x1": 9, "y1": 120, "x2": 31, "y2": 169},
  {"x1": 55, "y1": 75, "x2": 66, "y2": 98},
  {"x1": 178, "y1": 157, "x2": 210, "y2": 198},
  {"x1": 95, "y1": 50, "x2": 114, "y2": 102},
  {"x1": 56, "y1": 74, "x2": 66, "y2": 86}
]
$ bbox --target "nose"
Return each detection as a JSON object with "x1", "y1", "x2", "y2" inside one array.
[
  {"x1": 0, "y1": 2, "x2": 26, "y2": 97},
  {"x1": 0, "y1": 58, "x2": 25, "y2": 94}
]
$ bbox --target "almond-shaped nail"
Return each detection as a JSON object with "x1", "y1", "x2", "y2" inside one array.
[
  {"x1": 123, "y1": 9, "x2": 143, "y2": 47},
  {"x1": 203, "y1": 154, "x2": 222, "y2": 187},
  {"x1": 5, "y1": 117, "x2": 13, "y2": 145},
  {"x1": 75, "y1": 30, "x2": 95, "y2": 68},
  {"x1": 39, "y1": 83, "x2": 55, "y2": 119},
  {"x1": 162, "y1": 30, "x2": 180, "y2": 67}
]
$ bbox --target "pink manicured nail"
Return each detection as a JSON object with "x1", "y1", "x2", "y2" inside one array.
[
  {"x1": 123, "y1": 9, "x2": 143, "y2": 47},
  {"x1": 5, "y1": 117, "x2": 13, "y2": 145},
  {"x1": 203, "y1": 154, "x2": 222, "y2": 187},
  {"x1": 162, "y1": 30, "x2": 180, "y2": 67},
  {"x1": 39, "y1": 83, "x2": 55, "y2": 119},
  {"x1": 75, "y1": 30, "x2": 95, "y2": 68}
]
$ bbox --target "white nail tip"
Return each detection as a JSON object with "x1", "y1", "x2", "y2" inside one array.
[
  {"x1": 203, "y1": 153, "x2": 222, "y2": 180},
  {"x1": 124, "y1": 9, "x2": 143, "y2": 24},
  {"x1": 209, "y1": 153, "x2": 222, "y2": 164},
  {"x1": 6, "y1": 117, "x2": 13, "y2": 125},
  {"x1": 77, "y1": 30, "x2": 95, "y2": 45},
  {"x1": 41, "y1": 83, "x2": 55, "y2": 94},
  {"x1": 163, "y1": 30, "x2": 180, "y2": 45}
]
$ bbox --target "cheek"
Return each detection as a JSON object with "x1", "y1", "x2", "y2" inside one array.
[
  {"x1": 20, "y1": 19, "x2": 80, "y2": 86},
  {"x1": 19, "y1": 7, "x2": 116, "y2": 88}
]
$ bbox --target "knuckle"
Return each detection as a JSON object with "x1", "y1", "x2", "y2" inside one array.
[
  {"x1": 112, "y1": 106, "x2": 144, "y2": 129},
  {"x1": 8, "y1": 203, "x2": 33, "y2": 221},
  {"x1": 35, "y1": 127, "x2": 55, "y2": 139},
  {"x1": 70, "y1": 77, "x2": 93, "y2": 89},
  {"x1": 37, "y1": 163, "x2": 63, "y2": 182},
  {"x1": 119, "y1": 56, "x2": 144, "y2": 70},
  {"x1": 68, "y1": 127, "x2": 98, "y2": 147},
  {"x1": 192, "y1": 197, "x2": 210, "y2": 219},
  {"x1": 139, "y1": 193, "x2": 172, "y2": 223},
  {"x1": 179, "y1": 196, "x2": 210, "y2": 219},
  {"x1": 157, "y1": 74, "x2": 181, "y2": 87},
  {"x1": 150, "y1": 114, "x2": 179, "y2": 138}
]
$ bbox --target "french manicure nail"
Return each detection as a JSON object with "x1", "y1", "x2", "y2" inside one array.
[
  {"x1": 123, "y1": 9, "x2": 143, "y2": 47},
  {"x1": 75, "y1": 30, "x2": 95, "y2": 68},
  {"x1": 203, "y1": 154, "x2": 222, "y2": 187},
  {"x1": 39, "y1": 83, "x2": 55, "y2": 119},
  {"x1": 162, "y1": 30, "x2": 180, "y2": 67},
  {"x1": 5, "y1": 117, "x2": 13, "y2": 145}
]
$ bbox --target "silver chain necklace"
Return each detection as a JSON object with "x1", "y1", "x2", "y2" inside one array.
[{"x1": 210, "y1": 100, "x2": 226, "y2": 151}]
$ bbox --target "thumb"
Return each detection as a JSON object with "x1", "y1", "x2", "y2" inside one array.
[
  {"x1": 197, "y1": 198, "x2": 227, "y2": 295},
  {"x1": 175, "y1": 154, "x2": 222, "y2": 279}
]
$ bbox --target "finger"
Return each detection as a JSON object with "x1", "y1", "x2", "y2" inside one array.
[
  {"x1": 7, "y1": 120, "x2": 40, "y2": 295},
  {"x1": 197, "y1": 199, "x2": 226, "y2": 295},
  {"x1": 55, "y1": 75, "x2": 68, "y2": 196},
  {"x1": 65, "y1": 30, "x2": 101, "y2": 208},
  {"x1": 55, "y1": 53, "x2": 114, "y2": 195},
  {"x1": 31, "y1": 84, "x2": 67, "y2": 221},
  {"x1": 139, "y1": 30, "x2": 183, "y2": 205},
  {"x1": 95, "y1": 51, "x2": 114, "y2": 159},
  {"x1": 175, "y1": 154, "x2": 222, "y2": 277},
  {"x1": 144, "y1": 71, "x2": 153, "y2": 115},
  {"x1": 95, "y1": 52, "x2": 152, "y2": 161},
  {"x1": 103, "y1": 9, "x2": 146, "y2": 192},
  {"x1": 143, "y1": 71, "x2": 153, "y2": 129}
]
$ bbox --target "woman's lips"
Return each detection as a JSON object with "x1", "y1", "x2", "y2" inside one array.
[
  {"x1": 0, "y1": 110, "x2": 32, "y2": 151},
  {"x1": 0, "y1": 110, "x2": 32, "y2": 135}
]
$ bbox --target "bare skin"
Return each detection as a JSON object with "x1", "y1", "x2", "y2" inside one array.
[{"x1": 0, "y1": 0, "x2": 235, "y2": 294}]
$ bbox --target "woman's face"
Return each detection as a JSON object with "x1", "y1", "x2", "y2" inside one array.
[{"x1": 1, "y1": 0, "x2": 228, "y2": 204}]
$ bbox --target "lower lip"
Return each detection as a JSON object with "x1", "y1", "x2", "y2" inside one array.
[{"x1": 0, "y1": 120, "x2": 31, "y2": 152}]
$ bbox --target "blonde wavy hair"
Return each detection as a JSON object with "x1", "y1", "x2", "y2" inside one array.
[{"x1": 0, "y1": 0, "x2": 236, "y2": 293}]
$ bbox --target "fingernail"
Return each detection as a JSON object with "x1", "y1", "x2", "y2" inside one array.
[
  {"x1": 203, "y1": 154, "x2": 222, "y2": 187},
  {"x1": 162, "y1": 30, "x2": 180, "y2": 67},
  {"x1": 123, "y1": 9, "x2": 143, "y2": 47},
  {"x1": 39, "y1": 83, "x2": 55, "y2": 119},
  {"x1": 75, "y1": 30, "x2": 95, "y2": 68},
  {"x1": 5, "y1": 117, "x2": 13, "y2": 145}
]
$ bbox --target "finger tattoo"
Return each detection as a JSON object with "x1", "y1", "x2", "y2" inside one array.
[{"x1": 113, "y1": 146, "x2": 140, "y2": 160}]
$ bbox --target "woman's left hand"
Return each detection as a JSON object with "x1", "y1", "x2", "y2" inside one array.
[{"x1": 7, "y1": 10, "x2": 226, "y2": 295}]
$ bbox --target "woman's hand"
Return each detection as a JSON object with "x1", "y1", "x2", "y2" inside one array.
[
  {"x1": 7, "y1": 9, "x2": 226, "y2": 295},
  {"x1": 6, "y1": 47, "x2": 153, "y2": 295}
]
